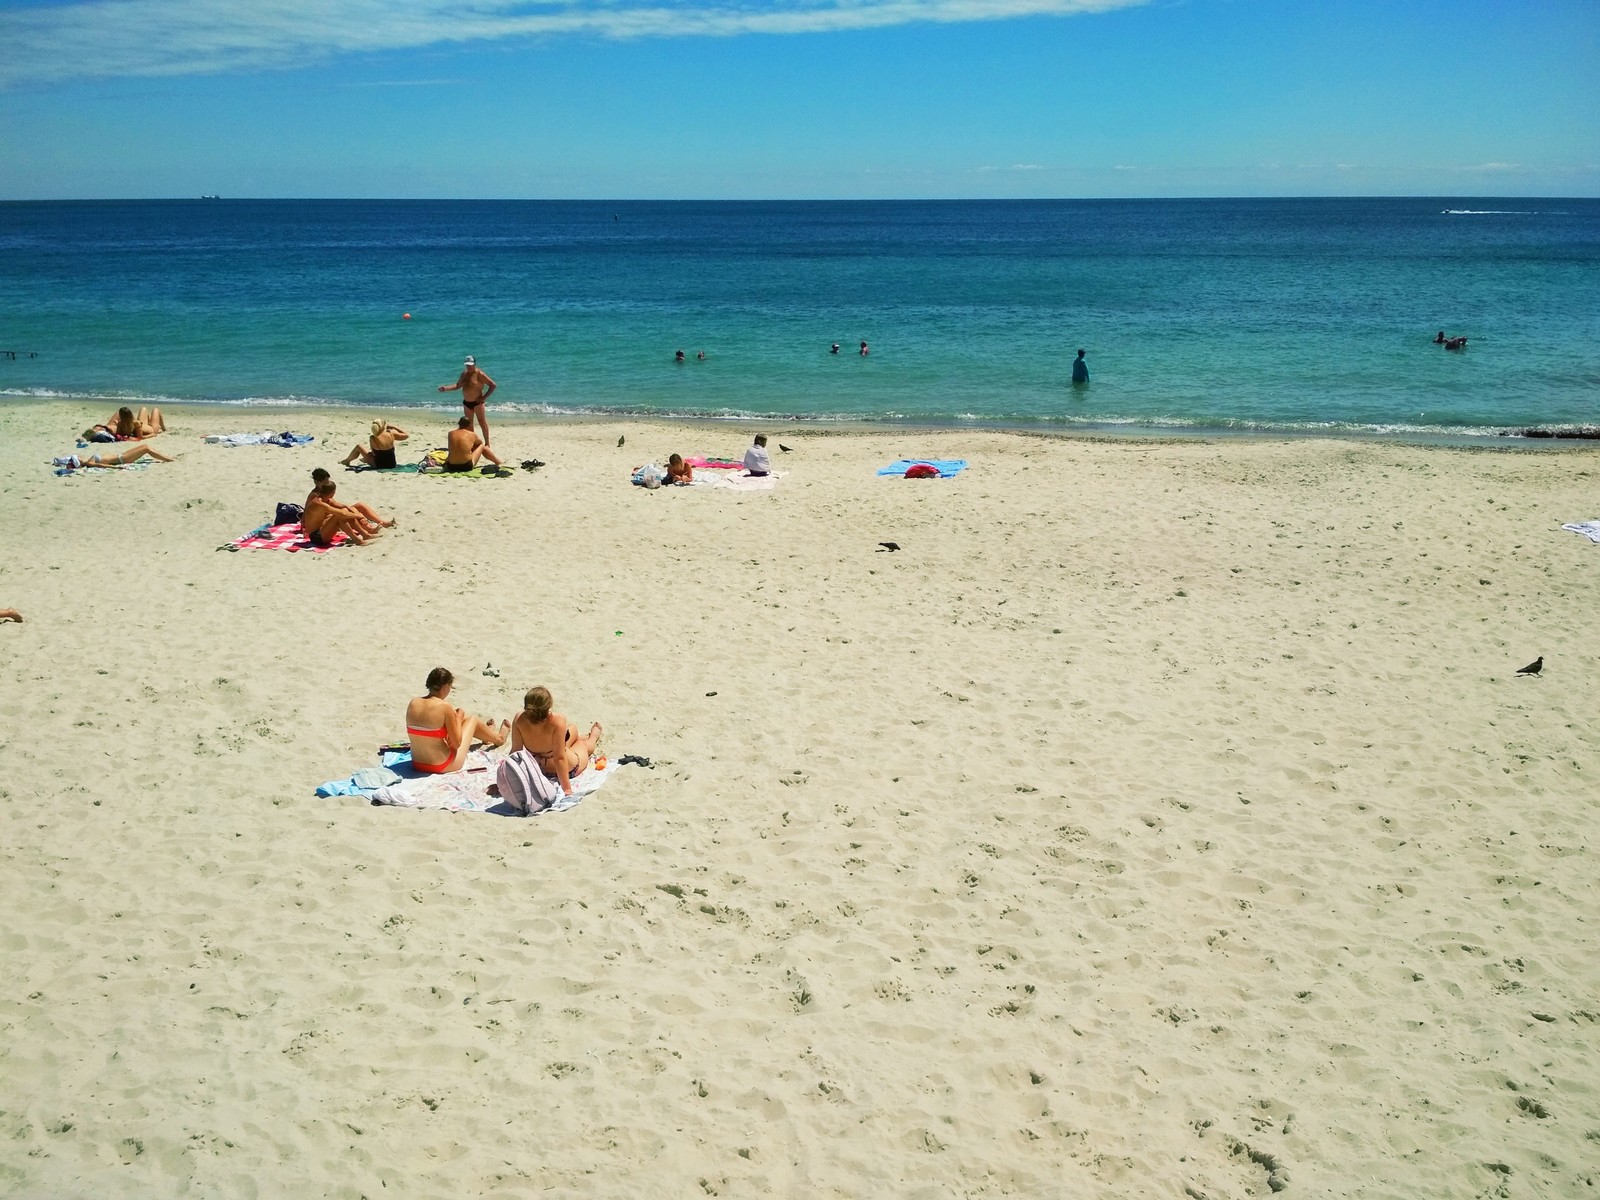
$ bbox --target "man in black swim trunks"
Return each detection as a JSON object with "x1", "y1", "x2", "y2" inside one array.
[
  {"x1": 445, "y1": 417, "x2": 504, "y2": 473},
  {"x1": 438, "y1": 355, "x2": 496, "y2": 445}
]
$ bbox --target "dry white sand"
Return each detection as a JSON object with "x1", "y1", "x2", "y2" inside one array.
[{"x1": 2, "y1": 400, "x2": 1598, "y2": 1197}]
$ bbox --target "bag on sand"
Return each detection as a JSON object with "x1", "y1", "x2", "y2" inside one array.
[{"x1": 495, "y1": 749, "x2": 563, "y2": 815}]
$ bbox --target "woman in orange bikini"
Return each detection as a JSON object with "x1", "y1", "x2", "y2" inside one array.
[
  {"x1": 510, "y1": 686, "x2": 602, "y2": 797},
  {"x1": 404, "y1": 667, "x2": 508, "y2": 774}
]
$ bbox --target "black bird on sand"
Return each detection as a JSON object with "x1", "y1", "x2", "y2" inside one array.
[
  {"x1": 779, "y1": 443, "x2": 794, "y2": 453},
  {"x1": 1516, "y1": 656, "x2": 1543, "y2": 676},
  {"x1": 617, "y1": 435, "x2": 625, "y2": 448},
  {"x1": 877, "y1": 542, "x2": 901, "y2": 552}
]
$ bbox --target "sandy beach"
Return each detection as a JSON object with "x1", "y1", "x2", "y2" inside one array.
[{"x1": 2, "y1": 399, "x2": 1597, "y2": 1197}]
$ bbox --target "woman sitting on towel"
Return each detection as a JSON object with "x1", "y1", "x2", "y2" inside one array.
[
  {"x1": 406, "y1": 667, "x2": 509, "y2": 775},
  {"x1": 510, "y1": 686, "x2": 602, "y2": 797},
  {"x1": 340, "y1": 419, "x2": 409, "y2": 469}
]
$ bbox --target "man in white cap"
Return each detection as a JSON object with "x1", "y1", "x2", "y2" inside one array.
[{"x1": 438, "y1": 354, "x2": 497, "y2": 445}]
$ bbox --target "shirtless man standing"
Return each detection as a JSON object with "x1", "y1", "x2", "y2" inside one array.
[
  {"x1": 438, "y1": 355, "x2": 496, "y2": 445},
  {"x1": 445, "y1": 417, "x2": 505, "y2": 473}
]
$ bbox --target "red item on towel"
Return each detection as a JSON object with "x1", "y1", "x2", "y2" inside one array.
[{"x1": 904, "y1": 463, "x2": 940, "y2": 479}]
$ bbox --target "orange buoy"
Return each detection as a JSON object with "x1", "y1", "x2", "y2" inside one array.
[{"x1": 402, "y1": 313, "x2": 412, "y2": 320}]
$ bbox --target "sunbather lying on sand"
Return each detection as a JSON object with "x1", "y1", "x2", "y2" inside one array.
[
  {"x1": 308, "y1": 468, "x2": 393, "y2": 535},
  {"x1": 0, "y1": 609, "x2": 21, "y2": 623},
  {"x1": 406, "y1": 667, "x2": 509, "y2": 774},
  {"x1": 55, "y1": 444, "x2": 175, "y2": 469},
  {"x1": 510, "y1": 686, "x2": 602, "y2": 796},
  {"x1": 303, "y1": 480, "x2": 381, "y2": 546}
]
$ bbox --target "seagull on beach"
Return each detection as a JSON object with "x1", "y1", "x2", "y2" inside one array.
[
  {"x1": 1516, "y1": 656, "x2": 1543, "y2": 676},
  {"x1": 877, "y1": 542, "x2": 901, "y2": 552},
  {"x1": 779, "y1": 443, "x2": 794, "y2": 453},
  {"x1": 617, "y1": 435, "x2": 625, "y2": 448}
]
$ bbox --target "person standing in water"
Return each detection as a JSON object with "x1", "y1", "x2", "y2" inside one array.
[{"x1": 1071, "y1": 349, "x2": 1090, "y2": 385}]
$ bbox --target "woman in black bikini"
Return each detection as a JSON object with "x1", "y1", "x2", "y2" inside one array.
[
  {"x1": 340, "y1": 419, "x2": 408, "y2": 468},
  {"x1": 510, "y1": 686, "x2": 602, "y2": 797}
]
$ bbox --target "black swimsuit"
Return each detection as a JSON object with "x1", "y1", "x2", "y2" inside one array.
[{"x1": 373, "y1": 446, "x2": 397, "y2": 469}]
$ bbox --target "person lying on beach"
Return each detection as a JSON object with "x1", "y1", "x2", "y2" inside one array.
[
  {"x1": 665, "y1": 453, "x2": 693, "y2": 485},
  {"x1": 743, "y1": 433, "x2": 771, "y2": 477},
  {"x1": 109, "y1": 406, "x2": 166, "y2": 439},
  {"x1": 406, "y1": 667, "x2": 509, "y2": 774},
  {"x1": 307, "y1": 468, "x2": 393, "y2": 534},
  {"x1": 55, "y1": 444, "x2": 175, "y2": 469},
  {"x1": 340, "y1": 419, "x2": 409, "y2": 468},
  {"x1": 510, "y1": 686, "x2": 602, "y2": 797},
  {"x1": 303, "y1": 480, "x2": 381, "y2": 547},
  {"x1": 0, "y1": 609, "x2": 21, "y2": 623},
  {"x1": 445, "y1": 417, "x2": 504, "y2": 472}
]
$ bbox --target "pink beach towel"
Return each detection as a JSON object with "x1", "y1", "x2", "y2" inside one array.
[
  {"x1": 229, "y1": 523, "x2": 348, "y2": 553},
  {"x1": 686, "y1": 456, "x2": 744, "y2": 470}
]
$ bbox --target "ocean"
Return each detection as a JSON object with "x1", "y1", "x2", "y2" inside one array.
[{"x1": 2, "y1": 198, "x2": 1597, "y2": 438}]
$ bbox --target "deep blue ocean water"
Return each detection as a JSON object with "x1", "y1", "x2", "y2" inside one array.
[{"x1": 2, "y1": 198, "x2": 1597, "y2": 437}]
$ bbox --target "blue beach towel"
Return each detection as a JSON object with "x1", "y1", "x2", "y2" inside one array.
[{"x1": 877, "y1": 459, "x2": 968, "y2": 478}]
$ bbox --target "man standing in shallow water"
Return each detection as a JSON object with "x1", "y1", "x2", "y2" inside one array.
[{"x1": 439, "y1": 355, "x2": 497, "y2": 445}]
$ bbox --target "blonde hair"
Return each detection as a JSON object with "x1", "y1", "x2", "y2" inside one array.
[
  {"x1": 372, "y1": 420, "x2": 386, "y2": 436},
  {"x1": 522, "y1": 687, "x2": 552, "y2": 723}
]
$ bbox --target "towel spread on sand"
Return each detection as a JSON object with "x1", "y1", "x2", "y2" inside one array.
[
  {"x1": 203, "y1": 432, "x2": 315, "y2": 447},
  {"x1": 369, "y1": 751, "x2": 621, "y2": 815},
  {"x1": 686, "y1": 457, "x2": 744, "y2": 470},
  {"x1": 877, "y1": 459, "x2": 968, "y2": 478},
  {"x1": 416, "y1": 448, "x2": 512, "y2": 478},
  {"x1": 346, "y1": 460, "x2": 422, "y2": 474},
  {"x1": 228, "y1": 522, "x2": 349, "y2": 553},
  {"x1": 316, "y1": 749, "x2": 493, "y2": 797},
  {"x1": 1561, "y1": 521, "x2": 1600, "y2": 544},
  {"x1": 688, "y1": 470, "x2": 783, "y2": 492}
]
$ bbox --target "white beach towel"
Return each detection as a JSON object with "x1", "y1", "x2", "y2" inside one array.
[
  {"x1": 371, "y1": 753, "x2": 621, "y2": 815},
  {"x1": 1560, "y1": 521, "x2": 1600, "y2": 544},
  {"x1": 689, "y1": 470, "x2": 783, "y2": 492}
]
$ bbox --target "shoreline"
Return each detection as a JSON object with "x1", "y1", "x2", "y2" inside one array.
[
  {"x1": 4, "y1": 398, "x2": 1598, "y2": 1196},
  {"x1": 9, "y1": 393, "x2": 1599, "y2": 451}
]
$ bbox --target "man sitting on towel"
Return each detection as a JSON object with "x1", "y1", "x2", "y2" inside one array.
[
  {"x1": 446, "y1": 417, "x2": 505, "y2": 474},
  {"x1": 743, "y1": 433, "x2": 771, "y2": 477}
]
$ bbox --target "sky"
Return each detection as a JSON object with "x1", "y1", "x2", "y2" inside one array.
[{"x1": 0, "y1": 0, "x2": 1595, "y2": 199}]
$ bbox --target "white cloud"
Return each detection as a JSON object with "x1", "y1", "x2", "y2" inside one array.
[{"x1": 0, "y1": 0, "x2": 1148, "y2": 88}]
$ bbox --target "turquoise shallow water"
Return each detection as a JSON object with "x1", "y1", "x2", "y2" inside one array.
[{"x1": 2, "y1": 198, "x2": 1597, "y2": 437}]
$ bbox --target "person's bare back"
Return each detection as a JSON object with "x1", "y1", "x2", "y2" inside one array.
[{"x1": 510, "y1": 686, "x2": 601, "y2": 795}]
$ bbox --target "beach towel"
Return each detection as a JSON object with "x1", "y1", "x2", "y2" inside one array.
[
  {"x1": 346, "y1": 460, "x2": 422, "y2": 474},
  {"x1": 876, "y1": 459, "x2": 968, "y2": 478},
  {"x1": 203, "y1": 431, "x2": 315, "y2": 447},
  {"x1": 417, "y1": 448, "x2": 511, "y2": 478},
  {"x1": 226, "y1": 522, "x2": 348, "y2": 553},
  {"x1": 369, "y1": 751, "x2": 621, "y2": 816},
  {"x1": 686, "y1": 456, "x2": 744, "y2": 470},
  {"x1": 689, "y1": 470, "x2": 783, "y2": 492},
  {"x1": 1561, "y1": 521, "x2": 1600, "y2": 544}
]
